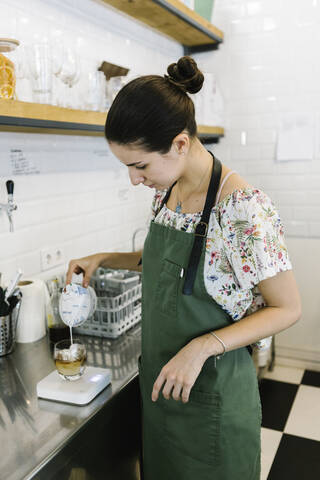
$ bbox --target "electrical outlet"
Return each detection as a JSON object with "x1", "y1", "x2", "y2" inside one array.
[{"x1": 40, "y1": 246, "x2": 65, "y2": 271}]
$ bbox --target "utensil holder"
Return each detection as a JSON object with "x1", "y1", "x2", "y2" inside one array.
[{"x1": 0, "y1": 297, "x2": 22, "y2": 356}]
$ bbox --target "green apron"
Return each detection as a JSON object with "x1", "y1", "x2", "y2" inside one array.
[{"x1": 138, "y1": 156, "x2": 262, "y2": 480}]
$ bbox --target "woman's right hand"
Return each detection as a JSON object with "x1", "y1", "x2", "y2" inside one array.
[{"x1": 65, "y1": 253, "x2": 103, "y2": 287}]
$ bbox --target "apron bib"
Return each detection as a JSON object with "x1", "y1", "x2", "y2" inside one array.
[{"x1": 139, "y1": 155, "x2": 262, "y2": 480}]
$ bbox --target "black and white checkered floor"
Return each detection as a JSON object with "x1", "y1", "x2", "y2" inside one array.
[{"x1": 259, "y1": 366, "x2": 320, "y2": 479}]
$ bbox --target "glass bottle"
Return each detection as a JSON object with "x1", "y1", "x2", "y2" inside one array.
[{"x1": 47, "y1": 278, "x2": 69, "y2": 344}]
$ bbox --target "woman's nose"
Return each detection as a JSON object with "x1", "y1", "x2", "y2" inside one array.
[{"x1": 129, "y1": 168, "x2": 145, "y2": 186}]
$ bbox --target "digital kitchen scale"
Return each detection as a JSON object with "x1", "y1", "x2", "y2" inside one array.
[{"x1": 37, "y1": 367, "x2": 112, "y2": 405}]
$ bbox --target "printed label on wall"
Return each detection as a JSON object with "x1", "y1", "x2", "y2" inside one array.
[
  {"x1": 10, "y1": 149, "x2": 41, "y2": 175},
  {"x1": 0, "y1": 133, "x2": 118, "y2": 176}
]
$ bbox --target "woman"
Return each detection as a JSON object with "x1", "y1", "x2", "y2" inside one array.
[{"x1": 66, "y1": 56, "x2": 301, "y2": 479}]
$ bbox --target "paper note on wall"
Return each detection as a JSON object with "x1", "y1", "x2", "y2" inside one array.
[
  {"x1": 10, "y1": 148, "x2": 40, "y2": 175},
  {"x1": 0, "y1": 133, "x2": 118, "y2": 176},
  {"x1": 276, "y1": 112, "x2": 314, "y2": 162}
]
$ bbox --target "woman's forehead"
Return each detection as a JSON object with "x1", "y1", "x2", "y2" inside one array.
[{"x1": 109, "y1": 143, "x2": 164, "y2": 165}]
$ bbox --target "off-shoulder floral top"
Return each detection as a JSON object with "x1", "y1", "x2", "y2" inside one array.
[{"x1": 150, "y1": 185, "x2": 293, "y2": 351}]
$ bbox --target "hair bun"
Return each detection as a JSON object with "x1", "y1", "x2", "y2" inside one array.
[{"x1": 166, "y1": 56, "x2": 204, "y2": 94}]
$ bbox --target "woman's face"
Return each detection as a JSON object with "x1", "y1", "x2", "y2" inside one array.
[{"x1": 109, "y1": 141, "x2": 186, "y2": 190}]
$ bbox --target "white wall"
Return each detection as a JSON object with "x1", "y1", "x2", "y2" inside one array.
[
  {"x1": 0, "y1": 0, "x2": 182, "y2": 283},
  {"x1": 195, "y1": 0, "x2": 320, "y2": 368}
]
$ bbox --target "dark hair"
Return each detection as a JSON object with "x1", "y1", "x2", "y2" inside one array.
[{"x1": 105, "y1": 56, "x2": 204, "y2": 154}]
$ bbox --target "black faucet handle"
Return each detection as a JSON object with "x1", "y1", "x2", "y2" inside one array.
[{"x1": 6, "y1": 180, "x2": 14, "y2": 195}]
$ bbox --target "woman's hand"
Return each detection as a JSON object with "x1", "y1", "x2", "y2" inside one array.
[
  {"x1": 65, "y1": 253, "x2": 104, "y2": 287},
  {"x1": 151, "y1": 338, "x2": 210, "y2": 404}
]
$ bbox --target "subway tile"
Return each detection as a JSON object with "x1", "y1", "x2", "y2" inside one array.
[
  {"x1": 277, "y1": 206, "x2": 294, "y2": 222},
  {"x1": 69, "y1": 232, "x2": 99, "y2": 260},
  {"x1": 247, "y1": 128, "x2": 277, "y2": 144},
  {"x1": 230, "y1": 17, "x2": 262, "y2": 35},
  {"x1": 274, "y1": 192, "x2": 312, "y2": 206},
  {"x1": 225, "y1": 129, "x2": 244, "y2": 145},
  {"x1": 284, "y1": 221, "x2": 310, "y2": 237},
  {"x1": 230, "y1": 145, "x2": 261, "y2": 161},
  {"x1": 308, "y1": 191, "x2": 320, "y2": 204},
  {"x1": 260, "y1": 145, "x2": 276, "y2": 160},
  {"x1": 263, "y1": 17, "x2": 278, "y2": 32},
  {"x1": 309, "y1": 223, "x2": 320, "y2": 237},
  {"x1": 229, "y1": 82, "x2": 263, "y2": 99},
  {"x1": 244, "y1": 161, "x2": 273, "y2": 175},
  {"x1": 16, "y1": 251, "x2": 42, "y2": 278},
  {"x1": 229, "y1": 115, "x2": 261, "y2": 129},
  {"x1": 306, "y1": 175, "x2": 320, "y2": 189},
  {"x1": 247, "y1": 65, "x2": 277, "y2": 83},
  {"x1": 259, "y1": 175, "x2": 307, "y2": 191},
  {"x1": 293, "y1": 206, "x2": 320, "y2": 222},
  {"x1": 273, "y1": 161, "x2": 311, "y2": 175}
]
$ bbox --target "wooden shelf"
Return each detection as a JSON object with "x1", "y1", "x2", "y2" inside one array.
[
  {"x1": 101, "y1": 0, "x2": 223, "y2": 54},
  {"x1": 0, "y1": 99, "x2": 106, "y2": 136},
  {"x1": 0, "y1": 100, "x2": 224, "y2": 143},
  {"x1": 197, "y1": 125, "x2": 224, "y2": 143}
]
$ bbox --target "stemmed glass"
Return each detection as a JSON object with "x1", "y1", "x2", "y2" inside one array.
[
  {"x1": 51, "y1": 41, "x2": 64, "y2": 106},
  {"x1": 58, "y1": 46, "x2": 80, "y2": 109}
]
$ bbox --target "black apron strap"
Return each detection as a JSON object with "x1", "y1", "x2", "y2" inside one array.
[
  {"x1": 138, "y1": 181, "x2": 177, "y2": 266},
  {"x1": 182, "y1": 152, "x2": 221, "y2": 295},
  {"x1": 154, "y1": 181, "x2": 177, "y2": 218}
]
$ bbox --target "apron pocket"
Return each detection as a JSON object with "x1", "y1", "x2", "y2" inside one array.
[
  {"x1": 164, "y1": 389, "x2": 221, "y2": 466},
  {"x1": 154, "y1": 259, "x2": 183, "y2": 318}
]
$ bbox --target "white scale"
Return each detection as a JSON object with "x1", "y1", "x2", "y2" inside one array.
[
  {"x1": 37, "y1": 280, "x2": 112, "y2": 405},
  {"x1": 37, "y1": 367, "x2": 112, "y2": 405}
]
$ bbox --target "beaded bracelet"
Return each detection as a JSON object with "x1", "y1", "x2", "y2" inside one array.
[{"x1": 210, "y1": 332, "x2": 227, "y2": 360}]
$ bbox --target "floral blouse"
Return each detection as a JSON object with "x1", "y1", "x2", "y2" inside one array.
[{"x1": 150, "y1": 187, "x2": 293, "y2": 351}]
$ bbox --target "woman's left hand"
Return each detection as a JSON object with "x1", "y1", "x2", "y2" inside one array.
[{"x1": 151, "y1": 338, "x2": 208, "y2": 404}]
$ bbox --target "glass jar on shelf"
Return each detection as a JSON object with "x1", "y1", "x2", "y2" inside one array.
[{"x1": 0, "y1": 38, "x2": 20, "y2": 100}]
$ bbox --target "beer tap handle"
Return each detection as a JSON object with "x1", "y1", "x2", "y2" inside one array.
[
  {"x1": 5, "y1": 180, "x2": 16, "y2": 232},
  {"x1": 6, "y1": 180, "x2": 14, "y2": 198}
]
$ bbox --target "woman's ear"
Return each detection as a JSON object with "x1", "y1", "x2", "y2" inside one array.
[{"x1": 172, "y1": 131, "x2": 190, "y2": 156}]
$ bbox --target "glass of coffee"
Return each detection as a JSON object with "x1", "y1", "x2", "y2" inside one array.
[{"x1": 54, "y1": 338, "x2": 86, "y2": 381}]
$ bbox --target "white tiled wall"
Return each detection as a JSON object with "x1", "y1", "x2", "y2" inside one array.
[
  {"x1": 199, "y1": 0, "x2": 320, "y2": 238},
  {"x1": 0, "y1": 0, "x2": 182, "y2": 284},
  {"x1": 195, "y1": 0, "x2": 320, "y2": 364}
]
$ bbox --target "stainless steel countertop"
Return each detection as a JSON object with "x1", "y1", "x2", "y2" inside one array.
[{"x1": 0, "y1": 326, "x2": 141, "y2": 480}]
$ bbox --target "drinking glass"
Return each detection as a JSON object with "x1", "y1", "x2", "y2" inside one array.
[
  {"x1": 12, "y1": 45, "x2": 33, "y2": 102},
  {"x1": 86, "y1": 70, "x2": 107, "y2": 111},
  {"x1": 27, "y1": 43, "x2": 53, "y2": 104},
  {"x1": 107, "y1": 75, "x2": 128, "y2": 105},
  {"x1": 54, "y1": 338, "x2": 86, "y2": 381}
]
